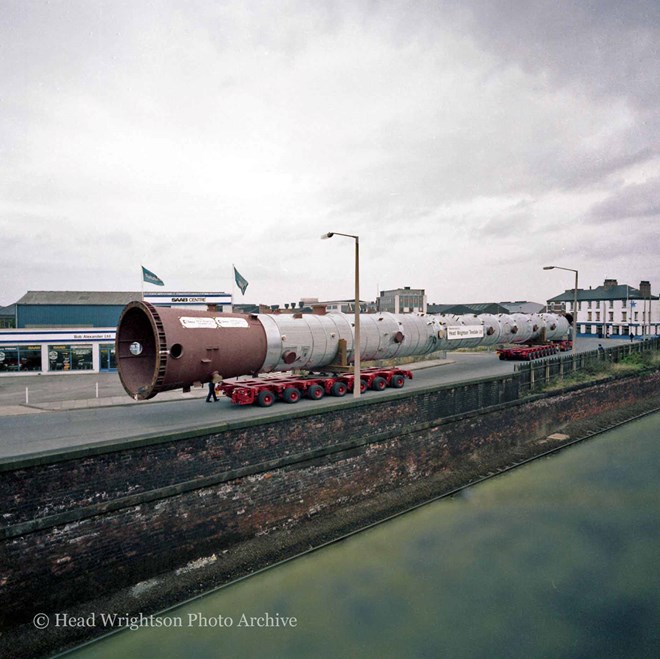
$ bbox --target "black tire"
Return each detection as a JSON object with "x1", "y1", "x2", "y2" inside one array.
[
  {"x1": 331, "y1": 381, "x2": 347, "y2": 397},
  {"x1": 257, "y1": 390, "x2": 275, "y2": 407},
  {"x1": 390, "y1": 374, "x2": 405, "y2": 388},
  {"x1": 360, "y1": 379, "x2": 368, "y2": 393},
  {"x1": 371, "y1": 376, "x2": 387, "y2": 391},
  {"x1": 283, "y1": 387, "x2": 301, "y2": 403},
  {"x1": 307, "y1": 384, "x2": 324, "y2": 400}
]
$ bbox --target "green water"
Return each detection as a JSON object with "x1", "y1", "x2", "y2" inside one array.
[{"x1": 71, "y1": 414, "x2": 660, "y2": 658}]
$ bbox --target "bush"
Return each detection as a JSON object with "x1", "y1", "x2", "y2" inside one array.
[{"x1": 620, "y1": 352, "x2": 643, "y2": 366}]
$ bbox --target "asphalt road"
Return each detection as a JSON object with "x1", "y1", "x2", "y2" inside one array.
[{"x1": 0, "y1": 337, "x2": 632, "y2": 461}]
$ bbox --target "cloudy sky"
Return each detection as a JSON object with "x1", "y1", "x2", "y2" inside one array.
[{"x1": 1, "y1": 0, "x2": 659, "y2": 308}]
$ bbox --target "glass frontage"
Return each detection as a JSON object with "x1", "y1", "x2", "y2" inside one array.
[
  {"x1": 0, "y1": 345, "x2": 42, "y2": 372},
  {"x1": 48, "y1": 345, "x2": 93, "y2": 371},
  {"x1": 100, "y1": 344, "x2": 117, "y2": 371}
]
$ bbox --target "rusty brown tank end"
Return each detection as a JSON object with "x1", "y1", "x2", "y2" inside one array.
[{"x1": 116, "y1": 301, "x2": 268, "y2": 400}]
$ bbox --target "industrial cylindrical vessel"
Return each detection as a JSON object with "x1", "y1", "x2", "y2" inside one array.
[
  {"x1": 116, "y1": 302, "x2": 571, "y2": 399},
  {"x1": 116, "y1": 302, "x2": 269, "y2": 399}
]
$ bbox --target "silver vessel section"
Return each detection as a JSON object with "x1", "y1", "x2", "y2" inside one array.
[
  {"x1": 254, "y1": 310, "x2": 571, "y2": 373},
  {"x1": 258, "y1": 312, "x2": 353, "y2": 373},
  {"x1": 539, "y1": 312, "x2": 571, "y2": 340}
]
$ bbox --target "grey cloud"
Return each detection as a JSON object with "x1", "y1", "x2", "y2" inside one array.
[
  {"x1": 444, "y1": 0, "x2": 660, "y2": 108},
  {"x1": 588, "y1": 177, "x2": 660, "y2": 222}
]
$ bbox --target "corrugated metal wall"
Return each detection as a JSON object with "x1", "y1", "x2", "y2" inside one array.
[{"x1": 17, "y1": 305, "x2": 125, "y2": 328}]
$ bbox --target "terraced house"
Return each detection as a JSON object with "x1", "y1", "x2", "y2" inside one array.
[{"x1": 547, "y1": 279, "x2": 659, "y2": 338}]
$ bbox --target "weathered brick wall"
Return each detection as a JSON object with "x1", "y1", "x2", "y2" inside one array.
[
  {"x1": 1, "y1": 371, "x2": 659, "y2": 630},
  {"x1": 0, "y1": 375, "x2": 518, "y2": 529}
]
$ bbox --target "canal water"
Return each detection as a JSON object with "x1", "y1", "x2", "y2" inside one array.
[{"x1": 71, "y1": 413, "x2": 660, "y2": 658}]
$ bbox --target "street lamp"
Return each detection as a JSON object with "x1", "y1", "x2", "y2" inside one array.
[
  {"x1": 322, "y1": 232, "x2": 361, "y2": 398},
  {"x1": 543, "y1": 265, "x2": 579, "y2": 356}
]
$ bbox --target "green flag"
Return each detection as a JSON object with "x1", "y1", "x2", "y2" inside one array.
[
  {"x1": 142, "y1": 266, "x2": 164, "y2": 286},
  {"x1": 234, "y1": 266, "x2": 249, "y2": 295}
]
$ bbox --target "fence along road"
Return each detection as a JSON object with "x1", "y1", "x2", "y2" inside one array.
[{"x1": 515, "y1": 337, "x2": 660, "y2": 394}]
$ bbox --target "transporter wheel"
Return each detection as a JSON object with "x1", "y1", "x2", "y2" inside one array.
[
  {"x1": 390, "y1": 374, "x2": 405, "y2": 388},
  {"x1": 331, "y1": 381, "x2": 348, "y2": 397},
  {"x1": 257, "y1": 390, "x2": 275, "y2": 407},
  {"x1": 371, "y1": 376, "x2": 387, "y2": 391},
  {"x1": 307, "y1": 384, "x2": 324, "y2": 400},
  {"x1": 283, "y1": 387, "x2": 301, "y2": 403},
  {"x1": 360, "y1": 379, "x2": 368, "y2": 394}
]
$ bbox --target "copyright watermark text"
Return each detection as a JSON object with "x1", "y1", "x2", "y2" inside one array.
[{"x1": 33, "y1": 611, "x2": 298, "y2": 631}]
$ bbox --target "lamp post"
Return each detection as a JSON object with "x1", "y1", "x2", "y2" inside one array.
[
  {"x1": 322, "y1": 232, "x2": 361, "y2": 398},
  {"x1": 543, "y1": 265, "x2": 579, "y2": 357}
]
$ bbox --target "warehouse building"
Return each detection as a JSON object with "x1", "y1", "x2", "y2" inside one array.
[{"x1": 0, "y1": 291, "x2": 231, "y2": 375}]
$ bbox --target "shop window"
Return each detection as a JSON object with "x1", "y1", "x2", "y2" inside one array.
[
  {"x1": 0, "y1": 345, "x2": 42, "y2": 372},
  {"x1": 0, "y1": 346, "x2": 19, "y2": 372},
  {"x1": 48, "y1": 345, "x2": 93, "y2": 371}
]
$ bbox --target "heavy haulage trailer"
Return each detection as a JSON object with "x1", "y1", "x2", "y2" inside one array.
[
  {"x1": 219, "y1": 366, "x2": 413, "y2": 407},
  {"x1": 115, "y1": 301, "x2": 572, "y2": 407},
  {"x1": 496, "y1": 340, "x2": 573, "y2": 361}
]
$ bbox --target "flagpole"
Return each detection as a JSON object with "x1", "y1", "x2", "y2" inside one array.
[{"x1": 231, "y1": 264, "x2": 235, "y2": 313}]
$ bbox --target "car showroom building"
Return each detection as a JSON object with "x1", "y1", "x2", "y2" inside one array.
[{"x1": 0, "y1": 291, "x2": 231, "y2": 375}]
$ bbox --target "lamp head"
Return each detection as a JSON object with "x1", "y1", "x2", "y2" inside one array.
[
  {"x1": 543, "y1": 266, "x2": 555, "y2": 270},
  {"x1": 321, "y1": 232, "x2": 334, "y2": 239}
]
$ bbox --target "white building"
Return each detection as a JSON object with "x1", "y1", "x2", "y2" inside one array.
[
  {"x1": 547, "y1": 279, "x2": 659, "y2": 338},
  {"x1": 377, "y1": 287, "x2": 427, "y2": 314}
]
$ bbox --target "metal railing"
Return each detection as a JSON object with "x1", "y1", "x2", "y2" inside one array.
[{"x1": 514, "y1": 337, "x2": 660, "y2": 395}]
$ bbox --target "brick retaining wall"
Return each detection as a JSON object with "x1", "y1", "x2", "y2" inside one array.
[{"x1": 1, "y1": 370, "x2": 659, "y2": 644}]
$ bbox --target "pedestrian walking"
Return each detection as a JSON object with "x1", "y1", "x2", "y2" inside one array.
[{"x1": 206, "y1": 371, "x2": 223, "y2": 402}]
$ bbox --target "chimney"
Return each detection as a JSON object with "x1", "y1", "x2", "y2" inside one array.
[
  {"x1": 639, "y1": 280, "x2": 651, "y2": 297},
  {"x1": 603, "y1": 278, "x2": 618, "y2": 287}
]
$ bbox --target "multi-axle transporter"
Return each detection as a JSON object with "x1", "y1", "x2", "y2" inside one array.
[{"x1": 115, "y1": 301, "x2": 571, "y2": 406}]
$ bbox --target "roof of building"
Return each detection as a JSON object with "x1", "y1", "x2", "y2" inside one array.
[
  {"x1": 427, "y1": 302, "x2": 511, "y2": 315},
  {"x1": 548, "y1": 283, "x2": 658, "y2": 302},
  {"x1": 499, "y1": 301, "x2": 546, "y2": 314},
  {"x1": 0, "y1": 304, "x2": 16, "y2": 317},
  {"x1": 16, "y1": 291, "x2": 142, "y2": 305}
]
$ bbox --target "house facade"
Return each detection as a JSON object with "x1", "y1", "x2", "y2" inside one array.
[{"x1": 547, "y1": 279, "x2": 659, "y2": 338}]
